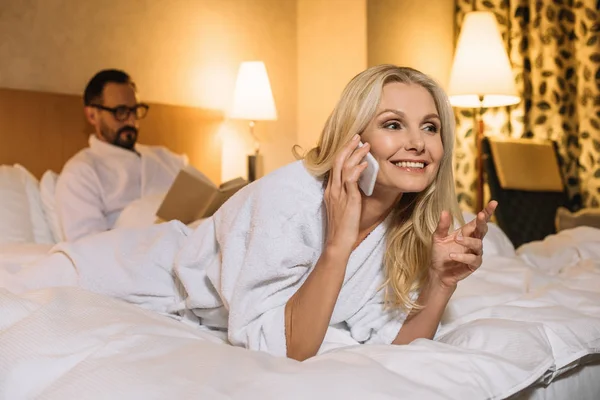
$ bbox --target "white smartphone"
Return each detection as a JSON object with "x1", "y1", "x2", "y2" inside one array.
[{"x1": 357, "y1": 141, "x2": 379, "y2": 196}]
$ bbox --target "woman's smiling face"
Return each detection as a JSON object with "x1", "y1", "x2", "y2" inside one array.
[{"x1": 360, "y1": 82, "x2": 444, "y2": 195}]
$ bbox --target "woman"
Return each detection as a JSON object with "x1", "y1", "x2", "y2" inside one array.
[
  {"x1": 5, "y1": 65, "x2": 496, "y2": 361},
  {"x1": 175, "y1": 64, "x2": 496, "y2": 361}
]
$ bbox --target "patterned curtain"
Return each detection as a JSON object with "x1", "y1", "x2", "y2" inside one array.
[{"x1": 453, "y1": 0, "x2": 600, "y2": 211}]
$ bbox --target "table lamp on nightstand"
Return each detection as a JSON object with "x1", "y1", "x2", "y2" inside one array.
[
  {"x1": 448, "y1": 11, "x2": 521, "y2": 212},
  {"x1": 230, "y1": 61, "x2": 278, "y2": 182}
]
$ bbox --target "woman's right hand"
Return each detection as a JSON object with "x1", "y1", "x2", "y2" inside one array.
[{"x1": 324, "y1": 134, "x2": 370, "y2": 254}]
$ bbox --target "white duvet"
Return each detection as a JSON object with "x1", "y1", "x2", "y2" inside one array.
[
  {"x1": 0, "y1": 227, "x2": 599, "y2": 399},
  {"x1": 0, "y1": 243, "x2": 52, "y2": 273}
]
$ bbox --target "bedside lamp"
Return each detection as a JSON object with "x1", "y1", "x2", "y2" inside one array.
[
  {"x1": 448, "y1": 11, "x2": 521, "y2": 211},
  {"x1": 230, "y1": 61, "x2": 278, "y2": 182}
]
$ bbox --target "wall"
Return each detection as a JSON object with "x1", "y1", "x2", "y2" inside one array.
[
  {"x1": 367, "y1": 0, "x2": 455, "y2": 89},
  {"x1": 0, "y1": 0, "x2": 457, "y2": 183},
  {"x1": 296, "y1": 0, "x2": 368, "y2": 153},
  {"x1": 295, "y1": 0, "x2": 453, "y2": 153},
  {"x1": 0, "y1": 87, "x2": 224, "y2": 182},
  {"x1": 0, "y1": 0, "x2": 297, "y2": 183}
]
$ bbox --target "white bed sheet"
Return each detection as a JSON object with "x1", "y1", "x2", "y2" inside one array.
[
  {"x1": 515, "y1": 360, "x2": 600, "y2": 400},
  {"x1": 0, "y1": 242, "x2": 53, "y2": 272},
  {"x1": 0, "y1": 287, "x2": 576, "y2": 400},
  {"x1": 0, "y1": 285, "x2": 598, "y2": 400},
  {"x1": 0, "y1": 227, "x2": 599, "y2": 399}
]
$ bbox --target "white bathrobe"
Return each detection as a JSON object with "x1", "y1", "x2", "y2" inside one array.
[
  {"x1": 55, "y1": 135, "x2": 187, "y2": 241},
  {"x1": 175, "y1": 160, "x2": 408, "y2": 356},
  {"x1": 9, "y1": 160, "x2": 408, "y2": 357}
]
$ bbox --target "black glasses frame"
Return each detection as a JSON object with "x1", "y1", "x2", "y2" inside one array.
[{"x1": 89, "y1": 103, "x2": 150, "y2": 122}]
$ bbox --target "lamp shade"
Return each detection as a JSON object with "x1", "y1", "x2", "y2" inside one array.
[
  {"x1": 230, "y1": 61, "x2": 277, "y2": 120},
  {"x1": 448, "y1": 11, "x2": 520, "y2": 108}
]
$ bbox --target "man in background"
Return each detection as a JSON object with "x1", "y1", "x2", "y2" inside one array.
[{"x1": 55, "y1": 69, "x2": 187, "y2": 241}]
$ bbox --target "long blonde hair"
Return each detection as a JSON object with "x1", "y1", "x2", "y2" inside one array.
[{"x1": 295, "y1": 65, "x2": 463, "y2": 310}]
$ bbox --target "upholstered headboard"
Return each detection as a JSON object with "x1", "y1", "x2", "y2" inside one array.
[
  {"x1": 482, "y1": 136, "x2": 569, "y2": 248},
  {"x1": 0, "y1": 87, "x2": 223, "y2": 184},
  {"x1": 487, "y1": 138, "x2": 565, "y2": 192}
]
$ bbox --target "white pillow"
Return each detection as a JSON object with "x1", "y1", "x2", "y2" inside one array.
[
  {"x1": 114, "y1": 193, "x2": 208, "y2": 230},
  {"x1": 40, "y1": 170, "x2": 64, "y2": 243},
  {"x1": 462, "y1": 211, "x2": 515, "y2": 257},
  {"x1": 0, "y1": 165, "x2": 35, "y2": 243},
  {"x1": 14, "y1": 165, "x2": 55, "y2": 244},
  {"x1": 113, "y1": 192, "x2": 166, "y2": 230},
  {"x1": 555, "y1": 206, "x2": 600, "y2": 232}
]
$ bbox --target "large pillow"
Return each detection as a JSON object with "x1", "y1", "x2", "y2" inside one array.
[
  {"x1": 40, "y1": 170, "x2": 64, "y2": 243},
  {"x1": 0, "y1": 165, "x2": 35, "y2": 243},
  {"x1": 113, "y1": 193, "x2": 207, "y2": 230},
  {"x1": 113, "y1": 192, "x2": 167, "y2": 230},
  {"x1": 555, "y1": 206, "x2": 600, "y2": 232},
  {"x1": 462, "y1": 211, "x2": 515, "y2": 257},
  {"x1": 14, "y1": 165, "x2": 55, "y2": 244}
]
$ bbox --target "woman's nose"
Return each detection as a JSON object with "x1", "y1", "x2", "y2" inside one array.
[{"x1": 405, "y1": 130, "x2": 425, "y2": 153}]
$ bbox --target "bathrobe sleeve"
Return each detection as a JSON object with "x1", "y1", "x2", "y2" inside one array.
[
  {"x1": 55, "y1": 161, "x2": 108, "y2": 242},
  {"x1": 223, "y1": 208, "x2": 321, "y2": 357}
]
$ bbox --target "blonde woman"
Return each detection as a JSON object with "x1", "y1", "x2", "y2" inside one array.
[
  {"x1": 4, "y1": 65, "x2": 497, "y2": 362},
  {"x1": 175, "y1": 64, "x2": 497, "y2": 361}
]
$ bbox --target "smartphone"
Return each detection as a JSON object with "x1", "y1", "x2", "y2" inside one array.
[{"x1": 357, "y1": 141, "x2": 379, "y2": 196}]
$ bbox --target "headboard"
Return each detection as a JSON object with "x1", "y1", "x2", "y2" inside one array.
[
  {"x1": 482, "y1": 136, "x2": 569, "y2": 248},
  {"x1": 0, "y1": 87, "x2": 223, "y2": 184}
]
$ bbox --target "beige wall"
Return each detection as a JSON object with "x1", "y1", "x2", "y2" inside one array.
[
  {"x1": 0, "y1": 0, "x2": 296, "y2": 183},
  {"x1": 367, "y1": 0, "x2": 455, "y2": 89},
  {"x1": 296, "y1": 0, "x2": 367, "y2": 152},
  {"x1": 0, "y1": 0, "x2": 456, "y2": 182}
]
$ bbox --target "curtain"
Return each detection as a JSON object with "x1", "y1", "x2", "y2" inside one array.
[{"x1": 453, "y1": 0, "x2": 600, "y2": 211}]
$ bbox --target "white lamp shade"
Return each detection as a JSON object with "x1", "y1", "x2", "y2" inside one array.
[
  {"x1": 448, "y1": 11, "x2": 520, "y2": 108},
  {"x1": 230, "y1": 61, "x2": 278, "y2": 120}
]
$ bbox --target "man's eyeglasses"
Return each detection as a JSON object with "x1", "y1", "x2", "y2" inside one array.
[{"x1": 89, "y1": 103, "x2": 149, "y2": 122}]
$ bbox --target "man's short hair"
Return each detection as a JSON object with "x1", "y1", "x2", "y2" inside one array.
[{"x1": 83, "y1": 69, "x2": 136, "y2": 106}]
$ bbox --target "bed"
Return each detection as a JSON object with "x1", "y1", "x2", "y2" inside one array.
[
  {"x1": 0, "y1": 215, "x2": 599, "y2": 399},
  {"x1": 1, "y1": 89, "x2": 599, "y2": 399}
]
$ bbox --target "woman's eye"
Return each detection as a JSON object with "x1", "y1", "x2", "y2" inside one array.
[
  {"x1": 383, "y1": 121, "x2": 401, "y2": 130},
  {"x1": 423, "y1": 123, "x2": 438, "y2": 133}
]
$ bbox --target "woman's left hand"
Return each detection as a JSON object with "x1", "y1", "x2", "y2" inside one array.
[{"x1": 429, "y1": 201, "x2": 498, "y2": 289}]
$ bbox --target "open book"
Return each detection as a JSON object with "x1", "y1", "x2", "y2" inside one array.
[{"x1": 156, "y1": 165, "x2": 248, "y2": 224}]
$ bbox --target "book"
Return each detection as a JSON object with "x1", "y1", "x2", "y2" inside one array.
[{"x1": 156, "y1": 165, "x2": 248, "y2": 224}]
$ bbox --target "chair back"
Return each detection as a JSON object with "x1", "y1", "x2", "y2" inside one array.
[{"x1": 481, "y1": 136, "x2": 569, "y2": 248}]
